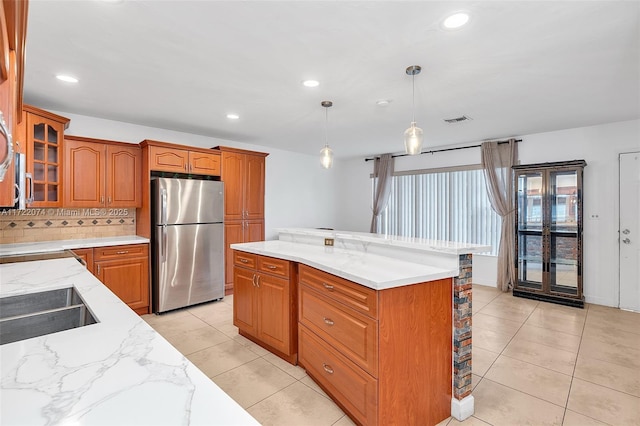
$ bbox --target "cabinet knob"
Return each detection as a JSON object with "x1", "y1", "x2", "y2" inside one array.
[
  {"x1": 322, "y1": 363, "x2": 334, "y2": 374},
  {"x1": 322, "y1": 282, "x2": 334, "y2": 291},
  {"x1": 323, "y1": 317, "x2": 334, "y2": 326}
]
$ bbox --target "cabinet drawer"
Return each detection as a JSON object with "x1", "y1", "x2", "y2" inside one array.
[
  {"x1": 234, "y1": 251, "x2": 257, "y2": 269},
  {"x1": 94, "y1": 244, "x2": 148, "y2": 260},
  {"x1": 257, "y1": 256, "x2": 290, "y2": 279},
  {"x1": 299, "y1": 325, "x2": 378, "y2": 426},
  {"x1": 299, "y1": 284, "x2": 378, "y2": 376},
  {"x1": 299, "y1": 265, "x2": 378, "y2": 319}
]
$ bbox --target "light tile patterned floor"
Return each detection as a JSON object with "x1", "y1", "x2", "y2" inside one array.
[{"x1": 143, "y1": 285, "x2": 640, "y2": 426}]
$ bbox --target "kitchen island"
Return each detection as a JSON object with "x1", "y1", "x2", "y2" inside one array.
[
  {"x1": 0, "y1": 257, "x2": 259, "y2": 425},
  {"x1": 232, "y1": 228, "x2": 490, "y2": 424}
]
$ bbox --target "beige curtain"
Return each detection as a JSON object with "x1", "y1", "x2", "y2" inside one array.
[
  {"x1": 370, "y1": 153, "x2": 394, "y2": 233},
  {"x1": 481, "y1": 139, "x2": 517, "y2": 291}
]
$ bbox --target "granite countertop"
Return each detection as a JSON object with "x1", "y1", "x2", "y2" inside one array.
[
  {"x1": 0, "y1": 236, "x2": 151, "y2": 256},
  {"x1": 0, "y1": 258, "x2": 259, "y2": 425},
  {"x1": 230, "y1": 240, "x2": 459, "y2": 290}
]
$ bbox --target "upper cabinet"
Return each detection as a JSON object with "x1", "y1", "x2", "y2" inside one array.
[
  {"x1": 21, "y1": 105, "x2": 70, "y2": 207},
  {"x1": 64, "y1": 135, "x2": 142, "y2": 208},
  {"x1": 218, "y1": 147, "x2": 267, "y2": 221},
  {"x1": 147, "y1": 143, "x2": 220, "y2": 176},
  {"x1": 0, "y1": 0, "x2": 28, "y2": 207}
]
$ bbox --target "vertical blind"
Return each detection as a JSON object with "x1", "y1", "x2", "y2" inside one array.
[{"x1": 374, "y1": 168, "x2": 500, "y2": 255}]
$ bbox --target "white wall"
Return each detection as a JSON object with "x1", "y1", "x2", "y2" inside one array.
[
  {"x1": 54, "y1": 111, "x2": 338, "y2": 240},
  {"x1": 335, "y1": 119, "x2": 640, "y2": 307}
]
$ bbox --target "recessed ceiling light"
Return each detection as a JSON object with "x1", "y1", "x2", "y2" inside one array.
[
  {"x1": 376, "y1": 99, "x2": 391, "y2": 106},
  {"x1": 56, "y1": 74, "x2": 78, "y2": 83},
  {"x1": 302, "y1": 80, "x2": 320, "y2": 88},
  {"x1": 443, "y1": 12, "x2": 470, "y2": 29},
  {"x1": 226, "y1": 113, "x2": 240, "y2": 120}
]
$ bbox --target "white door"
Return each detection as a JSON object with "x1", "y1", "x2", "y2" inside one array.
[{"x1": 619, "y1": 152, "x2": 640, "y2": 311}]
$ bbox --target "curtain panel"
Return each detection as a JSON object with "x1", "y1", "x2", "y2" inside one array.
[
  {"x1": 481, "y1": 139, "x2": 517, "y2": 291},
  {"x1": 370, "y1": 153, "x2": 394, "y2": 233}
]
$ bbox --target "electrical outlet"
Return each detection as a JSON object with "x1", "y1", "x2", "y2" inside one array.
[{"x1": 324, "y1": 238, "x2": 334, "y2": 246}]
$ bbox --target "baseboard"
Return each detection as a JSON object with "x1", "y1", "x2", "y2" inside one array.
[{"x1": 451, "y1": 395, "x2": 474, "y2": 421}]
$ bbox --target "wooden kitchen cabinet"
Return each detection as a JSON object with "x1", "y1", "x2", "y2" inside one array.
[
  {"x1": 298, "y1": 264, "x2": 452, "y2": 426},
  {"x1": 218, "y1": 147, "x2": 266, "y2": 221},
  {"x1": 74, "y1": 244, "x2": 150, "y2": 315},
  {"x1": 64, "y1": 136, "x2": 142, "y2": 208},
  {"x1": 22, "y1": 105, "x2": 70, "y2": 207},
  {"x1": 217, "y1": 146, "x2": 268, "y2": 294},
  {"x1": 147, "y1": 144, "x2": 220, "y2": 176},
  {"x1": 233, "y1": 251, "x2": 297, "y2": 364},
  {"x1": 224, "y1": 219, "x2": 264, "y2": 294},
  {"x1": 72, "y1": 248, "x2": 94, "y2": 274},
  {"x1": 0, "y1": 0, "x2": 27, "y2": 208}
]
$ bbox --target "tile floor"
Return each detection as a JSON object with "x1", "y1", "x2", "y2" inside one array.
[{"x1": 142, "y1": 285, "x2": 640, "y2": 426}]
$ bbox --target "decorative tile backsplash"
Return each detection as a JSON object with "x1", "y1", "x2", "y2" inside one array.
[{"x1": 0, "y1": 208, "x2": 136, "y2": 244}]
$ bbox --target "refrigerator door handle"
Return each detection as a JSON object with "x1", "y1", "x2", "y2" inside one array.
[
  {"x1": 161, "y1": 187, "x2": 168, "y2": 225},
  {"x1": 161, "y1": 225, "x2": 167, "y2": 262}
]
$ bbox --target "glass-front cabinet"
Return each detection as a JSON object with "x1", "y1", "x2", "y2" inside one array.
[
  {"x1": 513, "y1": 160, "x2": 586, "y2": 308},
  {"x1": 23, "y1": 105, "x2": 70, "y2": 207}
]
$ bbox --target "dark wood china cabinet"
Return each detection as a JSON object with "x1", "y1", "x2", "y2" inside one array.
[{"x1": 513, "y1": 160, "x2": 586, "y2": 308}]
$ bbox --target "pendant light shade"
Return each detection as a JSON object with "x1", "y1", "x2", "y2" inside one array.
[
  {"x1": 404, "y1": 65, "x2": 423, "y2": 155},
  {"x1": 320, "y1": 100, "x2": 333, "y2": 169}
]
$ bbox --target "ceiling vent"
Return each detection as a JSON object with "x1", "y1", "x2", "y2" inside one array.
[{"x1": 444, "y1": 115, "x2": 472, "y2": 124}]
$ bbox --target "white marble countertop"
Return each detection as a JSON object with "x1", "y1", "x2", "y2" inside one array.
[
  {"x1": 0, "y1": 236, "x2": 150, "y2": 256},
  {"x1": 0, "y1": 258, "x2": 259, "y2": 425},
  {"x1": 230, "y1": 240, "x2": 459, "y2": 290},
  {"x1": 277, "y1": 228, "x2": 492, "y2": 255}
]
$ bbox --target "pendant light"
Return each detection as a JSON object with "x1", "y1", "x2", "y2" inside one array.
[
  {"x1": 404, "y1": 65, "x2": 423, "y2": 155},
  {"x1": 320, "y1": 100, "x2": 333, "y2": 169}
]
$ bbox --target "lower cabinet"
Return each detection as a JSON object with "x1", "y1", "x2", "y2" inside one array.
[
  {"x1": 232, "y1": 251, "x2": 297, "y2": 364},
  {"x1": 224, "y1": 220, "x2": 264, "y2": 294},
  {"x1": 73, "y1": 244, "x2": 150, "y2": 315},
  {"x1": 298, "y1": 264, "x2": 452, "y2": 426}
]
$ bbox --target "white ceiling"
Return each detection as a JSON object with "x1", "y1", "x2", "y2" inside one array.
[{"x1": 23, "y1": 1, "x2": 640, "y2": 160}]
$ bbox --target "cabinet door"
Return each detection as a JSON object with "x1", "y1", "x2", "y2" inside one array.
[
  {"x1": 107, "y1": 144, "x2": 141, "y2": 207},
  {"x1": 72, "y1": 248, "x2": 94, "y2": 275},
  {"x1": 245, "y1": 154, "x2": 265, "y2": 220},
  {"x1": 224, "y1": 222, "x2": 245, "y2": 292},
  {"x1": 189, "y1": 151, "x2": 220, "y2": 176},
  {"x1": 64, "y1": 139, "x2": 104, "y2": 207},
  {"x1": 246, "y1": 220, "x2": 264, "y2": 243},
  {"x1": 221, "y1": 152, "x2": 245, "y2": 220},
  {"x1": 26, "y1": 114, "x2": 64, "y2": 206},
  {"x1": 148, "y1": 145, "x2": 188, "y2": 173},
  {"x1": 515, "y1": 171, "x2": 544, "y2": 291},
  {"x1": 256, "y1": 273, "x2": 290, "y2": 354},
  {"x1": 0, "y1": 47, "x2": 16, "y2": 207},
  {"x1": 95, "y1": 256, "x2": 149, "y2": 313},
  {"x1": 233, "y1": 266, "x2": 258, "y2": 335}
]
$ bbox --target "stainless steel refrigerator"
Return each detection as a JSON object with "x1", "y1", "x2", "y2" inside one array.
[{"x1": 151, "y1": 178, "x2": 225, "y2": 313}]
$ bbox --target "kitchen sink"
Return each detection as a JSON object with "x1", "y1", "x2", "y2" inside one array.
[{"x1": 0, "y1": 287, "x2": 97, "y2": 345}]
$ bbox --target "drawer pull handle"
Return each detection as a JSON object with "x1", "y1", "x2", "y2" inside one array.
[
  {"x1": 116, "y1": 250, "x2": 129, "y2": 255},
  {"x1": 252, "y1": 274, "x2": 257, "y2": 287},
  {"x1": 322, "y1": 282, "x2": 334, "y2": 291},
  {"x1": 323, "y1": 317, "x2": 334, "y2": 326},
  {"x1": 240, "y1": 258, "x2": 248, "y2": 263},
  {"x1": 322, "y1": 363, "x2": 334, "y2": 374},
  {"x1": 266, "y1": 265, "x2": 277, "y2": 270}
]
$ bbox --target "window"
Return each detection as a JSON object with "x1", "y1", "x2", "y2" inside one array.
[{"x1": 374, "y1": 167, "x2": 501, "y2": 255}]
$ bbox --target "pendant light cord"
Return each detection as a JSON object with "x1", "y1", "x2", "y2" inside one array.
[
  {"x1": 324, "y1": 106, "x2": 329, "y2": 147},
  {"x1": 411, "y1": 73, "x2": 415, "y2": 123}
]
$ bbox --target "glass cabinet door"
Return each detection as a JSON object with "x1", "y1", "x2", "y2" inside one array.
[
  {"x1": 549, "y1": 170, "x2": 580, "y2": 295},
  {"x1": 516, "y1": 172, "x2": 544, "y2": 290}
]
